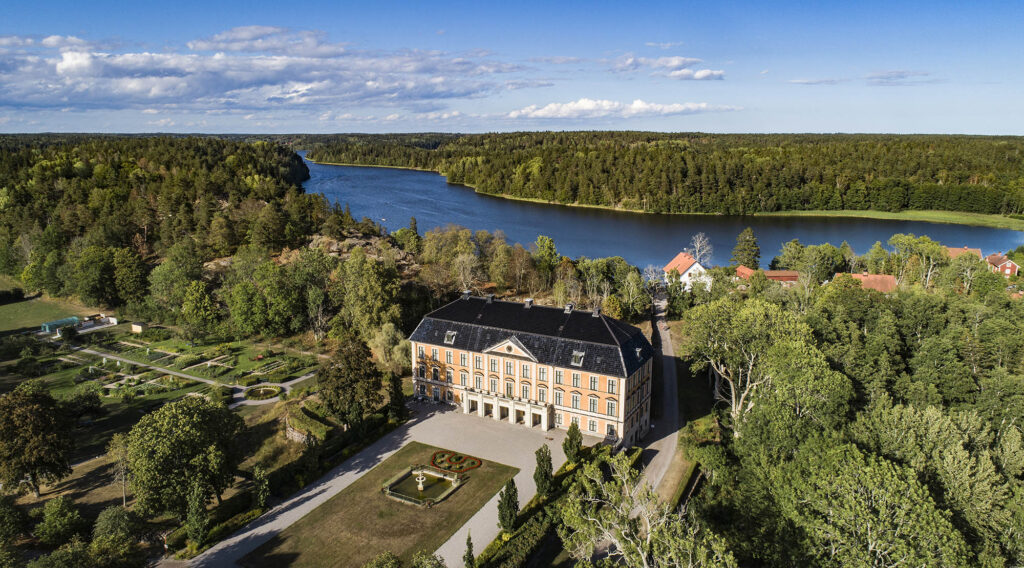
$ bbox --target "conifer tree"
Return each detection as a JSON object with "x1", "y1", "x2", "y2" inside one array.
[
  {"x1": 730, "y1": 227, "x2": 760, "y2": 268},
  {"x1": 497, "y1": 479, "x2": 519, "y2": 532}
]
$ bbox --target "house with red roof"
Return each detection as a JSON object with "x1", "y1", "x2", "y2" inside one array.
[
  {"x1": 663, "y1": 252, "x2": 709, "y2": 291},
  {"x1": 835, "y1": 272, "x2": 898, "y2": 293},
  {"x1": 945, "y1": 246, "x2": 982, "y2": 260},
  {"x1": 986, "y1": 253, "x2": 1020, "y2": 277},
  {"x1": 735, "y1": 265, "x2": 799, "y2": 287}
]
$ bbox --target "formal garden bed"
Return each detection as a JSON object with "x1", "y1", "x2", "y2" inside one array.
[
  {"x1": 241, "y1": 441, "x2": 517, "y2": 568},
  {"x1": 245, "y1": 385, "x2": 283, "y2": 400}
]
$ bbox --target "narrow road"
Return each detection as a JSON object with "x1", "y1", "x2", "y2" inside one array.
[{"x1": 638, "y1": 294, "x2": 681, "y2": 493}]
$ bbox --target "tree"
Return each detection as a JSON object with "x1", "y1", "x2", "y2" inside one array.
[
  {"x1": 252, "y1": 465, "x2": 269, "y2": 509},
  {"x1": 112, "y1": 247, "x2": 148, "y2": 306},
  {"x1": 410, "y1": 552, "x2": 447, "y2": 568},
  {"x1": 34, "y1": 496, "x2": 87, "y2": 547},
  {"x1": 185, "y1": 481, "x2": 209, "y2": 546},
  {"x1": 126, "y1": 396, "x2": 244, "y2": 516},
  {"x1": 180, "y1": 280, "x2": 218, "y2": 340},
  {"x1": 318, "y1": 333, "x2": 384, "y2": 430},
  {"x1": 25, "y1": 536, "x2": 91, "y2": 568},
  {"x1": 0, "y1": 382, "x2": 72, "y2": 497},
  {"x1": 148, "y1": 239, "x2": 202, "y2": 313},
  {"x1": 534, "y1": 444, "x2": 553, "y2": 498},
  {"x1": 0, "y1": 497, "x2": 26, "y2": 548},
  {"x1": 563, "y1": 421, "x2": 583, "y2": 463},
  {"x1": 71, "y1": 246, "x2": 117, "y2": 305},
  {"x1": 92, "y1": 506, "x2": 138, "y2": 545},
  {"x1": 778, "y1": 440, "x2": 969, "y2": 567},
  {"x1": 335, "y1": 247, "x2": 400, "y2": 342},
  {"x1": 364, "y1": 552, "x2": 402, "y2": 568},
  {"x1": 463, "y1": 533, "x2": 475, "y2": 568},
  {"x1": 106, "y1": 433, "x2": 130, "y2": 507},
  {"x1": 685, "y1": 232, "x2": 713, "y2": 266},
  {"x1": 386, "y1": 373, "x2": 405, "y2": 422},
  {"x1": 227, "y1": 281, "x2": 267, "y2": 337},
  {"x1": 559, "y1": 451, "x2": 736, "y2": 568},
  {"x1": 730, "y1": 227, "x2": 760, "y2": 268},
  {"x1": 533, "y1": 235, "x2": 560, "y2": 283},
  {"x1": 497, "y1": 479, "x2": 519, "y2": 532}
]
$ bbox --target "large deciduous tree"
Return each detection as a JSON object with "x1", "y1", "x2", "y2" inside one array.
[
  {"x1": 126, "y1": 396, "x2": 244, "y2": 516},
  {"x1": 0, "y1": 382, "x2": 73, "y2": 497}
]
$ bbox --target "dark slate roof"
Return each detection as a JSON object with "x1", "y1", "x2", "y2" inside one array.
[{"x1": 409, "y1": 296, "x2": 654, "y2": 377}]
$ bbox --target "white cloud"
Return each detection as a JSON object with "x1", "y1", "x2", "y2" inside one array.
[
  {"x1": 41, "y1": 35, "x2": 89, "y2": 49},
  {"x1": 789, "y1": 78, "x2": 845, "y2": 85},
  {"x1": 530, "y1": 56, "x2": 583, "y2": 65},
  {"x1": 507, "y1": 98, "x2": 738, "y2": 119},
  {"x1": 645, "y1": 41, "x2": 683, "y2": 50},
  {"x1": 146, "y1": 118, "x2": 174, "y2": 127},
  {"x1": 612, "y1": 55, "x2": 723, "y2": 80},
  {"x1": 865, "y1": 70, "x2": 933, "y2": 86}
]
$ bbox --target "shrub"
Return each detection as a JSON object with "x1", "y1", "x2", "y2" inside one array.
[
  {"x1": 25, "y1": 536, "x2": 91, "y2": 568},
  {"x1": 204, "y1": 507, "x2": 264, "y2": 544},
  {"x1": 0, "y1": 497, "x2": 27, "y2": 545},
  {"x1": 92, "y1": 506, "x2": 139, "y2": 544},
  {"x1": 34, "y1": 496, "x2": 87, "y2": 547},
  {"x1": 173, "y1": 354, "x2": 202, "y2": 369}
]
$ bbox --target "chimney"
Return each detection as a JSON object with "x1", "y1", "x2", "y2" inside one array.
[
  {"x1": 524, "y1": 298, "x2": 533, "y2": 309},
  {"x1": 486, "y1": 294, "x2": 495, "y2": 304},
  {"x1": 592, "y1": 307, "x2": 601, "y2": 317},
  {"x1": 461, "y1": 290, "x2": 471, "y2": 300},
  {"x1": 564, "y1": 303, "x2": 574, "y2": 314}
]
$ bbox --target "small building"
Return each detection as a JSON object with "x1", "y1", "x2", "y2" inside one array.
[
  {"x1": 131, "y1": 322, "x2": 148, "y2": 334},
  {"x1": 735, "y1": 265, "x2": 800, "y2": 287},
  {"x1": 835, "y1": 272, "x2": 898, "y2": 293},
  {"x1": 986, "y1": 253, "x2": 1020, "y2": 277},
  {"x1": 945, "y1": 246, "x2": 982, "y2": 260},
  {"x1": 41, "y1": 316, "x2": 80, "y2": 334},
  {"x1": 662, "y1": 252, "x2": 709, "y2": 291}
]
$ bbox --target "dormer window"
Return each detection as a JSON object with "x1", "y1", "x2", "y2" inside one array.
[
  {"x1": 635, "y1": 348, "x2": 643, "y2": 360},
  {"x1": 571, "y1": 351, "x2": 585, "y2": 367},
  {"x1": 444, "y1": 331, "x2": 457, "y2": 345}
]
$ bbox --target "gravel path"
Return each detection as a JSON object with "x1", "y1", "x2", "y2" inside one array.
[{"x1": 638, "y1": 294, "x2": 682, "y2": 494}]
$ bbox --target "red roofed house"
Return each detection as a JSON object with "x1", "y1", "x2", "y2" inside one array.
[
  {"x1": 945, "y1": 246, "x2": 982, "y2": 260},
  {"x1": 735, "y1": 265, "x2": 800, "y2": 287},
  {"x1": 663, "y1": 252, "x2": 709, "y2": 291},
  {"x1": 986, "y1": 253, "x2": 1020, "y2": 277},
  {"x1": 836, "y1": 272, "x2": 898, "y2": 293}
]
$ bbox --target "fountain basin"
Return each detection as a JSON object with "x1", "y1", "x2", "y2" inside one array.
[{"x1": 382, "y1": 465, "x2": 464, "y2": 507}]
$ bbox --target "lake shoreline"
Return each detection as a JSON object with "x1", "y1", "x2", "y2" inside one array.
[{"x1": 304, "y1": 157, "x2": 1024, "y2": 232}]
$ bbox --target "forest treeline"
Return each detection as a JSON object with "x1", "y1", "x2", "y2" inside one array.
[{"x1": 304, "y1": 132, "x2": 1024, "y2": 216}]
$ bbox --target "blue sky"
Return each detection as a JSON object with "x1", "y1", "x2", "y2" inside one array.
[{"x1": 1, "y1": 0, "x2": 1021, "y2": 133}]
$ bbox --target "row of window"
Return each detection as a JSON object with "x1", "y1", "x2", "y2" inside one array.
[
  {"x1": 555, "y1": 413, "x2": 617, "y2": 437},
  {"x1": 416, "y1": 366, "x2": 620, "y2": 417},
  {"x1": 416, "y1": 345, "x2": 618, "y2": 394}
]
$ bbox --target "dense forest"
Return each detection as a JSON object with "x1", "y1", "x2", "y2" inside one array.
[{"x1": 305, "y1": 132, "x2": 1024, "y2": 216}]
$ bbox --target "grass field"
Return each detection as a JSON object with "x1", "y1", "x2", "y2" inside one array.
[
  {"x1": 0, "y1": 289, "x2": 96, "y2": 335},
  {"x1": 242, "y1": 441, "x2": 518, "y2": 568},
  {"x1": 757, "y1": 209, "x2": 1024, "y2": 231}
]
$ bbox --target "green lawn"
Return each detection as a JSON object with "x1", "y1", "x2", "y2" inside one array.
[
  {"x1": 241, "y1": 441, "x2": 518, "y2": 568},
  {"x1": 757, "y1": 208, "x2": 1024, "y2": 231},
  {"x1": 0, "y1": 293, "x2": 96, "y2": 334}
]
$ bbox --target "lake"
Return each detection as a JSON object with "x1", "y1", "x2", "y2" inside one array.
[{"x1": 300, "y1": 152, "x2": 1024, "y2": 269}]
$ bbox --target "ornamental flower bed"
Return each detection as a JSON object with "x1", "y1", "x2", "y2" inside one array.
[{"x1": 430, "y1": 450, "x2": 483, "y2": 473}]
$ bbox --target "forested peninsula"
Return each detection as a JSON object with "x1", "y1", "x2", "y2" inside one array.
[{"x1": 304, "y1": 132, "x2": 1024, "y2": 220}]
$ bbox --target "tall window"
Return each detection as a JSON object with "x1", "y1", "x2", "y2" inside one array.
[
  {"x1": 521, "y1": 364, "x2": 530, "y2": 379},
  {"x1": 608, "y1": 379, "x2": 617, "y2": 395},
  {"x1": 505, "y1": 361, "x2": 513, "y2": 376},
  {"x1": 589, "y1": 396, "x2": 598, "y2": 413},
  {"x1": 607, "y1": 400, "x2": 617, "y2": 416},
  {"x1": 446, "y1": 369, "x2": 453, "y2": 383},
  {"x1": 588, "y1": 419, "x2": 597, "y2": 432},
  {"x1": 475, "y1": 375, "x2": 482, "y2": 389},
  {"x1": 489, "y1": 358, "x2": 498, "y2": 372},
  {"x1": 522, "y1": 384, "x2": 530, "y2": 399},
  {"x1": 431, "y1": 348, "x2": 438, "y2": 360},
  {"x1": 418, "y1": 346, "x2": 425, "y2": 358},
  {"x1": 571, "y1": 393, "x2": 580, "y2": 409},
  {"x1": 538, "y1": 367, "x2": 547, "y2": 382},
  {"x1": 460, "y1": 372, "x2": 467, "y2": 386},
  {"x1": 446, "y1": 351, "x2": 452, "y2": 364},
  {"x1": 418, "y1": 365, "x2": 425, "y2": 378},
  {"x1": 490, "y1": 378, "x2": 498, "y2": 392},
  {"x1": 607, "y1": 424, "x2": 616, "y2": 437},
  {"x1": 432, "y1": 368, "x2": 439, "y2": 381},
  {"x1": 556, "y1": 413, "x2": 563, "y2": 425},
  {"x1": 460, "y1": 353, "x2": 467, "y2": 367},
  {"x1": 572, "y1": 373, "x2": 581, "y2": 388},
  {"x1": 555, "y1": 391, "x2": 563, "y2": 406},
  {"x1": 571, "y1": 416, "x2": 579, "y2": 426},
  {"x1": 475, "y1": 355, "x2": 483, "y2": 369},
  {"x1": 555, "y1": 370, "x2": 564, "y2": 385},
  {"x1": 589, "y1": 376, "x2": 598, "y2": 390},
  {"x1": 505, "y1": 382, "x2": 514, "y2": 397},
  {"x1": 538, "y1": 388, "x2": 546, "y2": 403}
]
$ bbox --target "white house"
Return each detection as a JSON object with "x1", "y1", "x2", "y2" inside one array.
[{"x1": 663, "y1": 252, "x2": 709, "y2": 291}]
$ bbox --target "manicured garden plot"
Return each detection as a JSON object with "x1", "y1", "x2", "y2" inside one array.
[{"x1": 241, "y1": 441, "x2": 518, "y2": 568}]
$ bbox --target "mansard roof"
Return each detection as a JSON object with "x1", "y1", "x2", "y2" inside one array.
[{"x1": 409, "y1": 296, "x2": 654, "y2": 378}]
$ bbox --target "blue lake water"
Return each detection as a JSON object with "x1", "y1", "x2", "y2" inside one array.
[{"x1": 300, "y1": 152, "x2": 1024, "y2": 269}]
